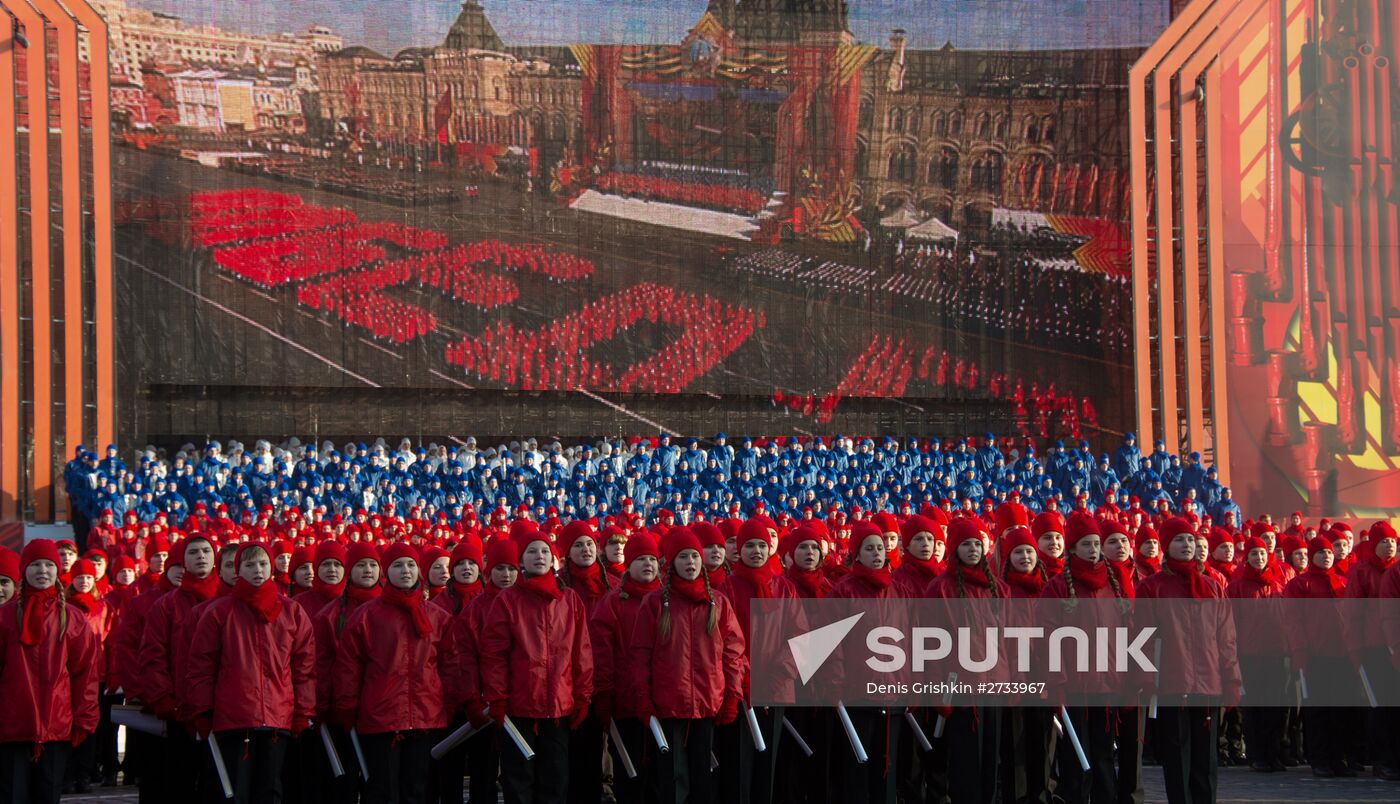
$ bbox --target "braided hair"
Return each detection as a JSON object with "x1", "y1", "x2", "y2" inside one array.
[
  {"x1": 657, "y1": 564, "x2": 717, "y2": 640},
  {"x1": 15, "y1": 580, "x2": 67, "y2": 637}
]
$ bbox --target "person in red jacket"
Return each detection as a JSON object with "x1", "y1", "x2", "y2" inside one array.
[
  {"x1": 421, "y1": 545, "x2": 451, "y2": 601},
  {"x1": 991, "y1": 521, "x2": 1054, "y2": 804},
  {"x1": 307, "y1": 541, "x2": 381, "y2": 800},
  {"x1": 334, "y1": 541, "x2": 452, "y2": 804},
  {"x1": 1226, "y1": 535, "x2": 1287, "y2": 773},
  {"x1": 828, "y1": 521, "x2": 900, "y2": 804},
  {"x1": 1136, "y1": 517, "x2": 1239, "y2": 804},
  {"x1": 588, "y1": 531, "x2": 661, "y2": 804},
  {"x1": 892, "y1": 514, "x2": 944, "y2": 599},
  {"x1": 1031, "y1": 511, "x2": 1066, "y2": 586},
  {"x1": 716, "y1": 518, "x2": 797, "y2": 804},
  {"x1": 1134, "y1": 524, "x2": 1162, "y2": 580},
  {"x1": 136, "y1": 534, "x2": 221, "y2": 802},
  {"x1": 692, "y1": 521, "x2": 732, "y2": 587},
  {"x1": 1039, "y1": 512, "x2": 1131, "y2": 804},
  {"x1": 554, "y1": 519, "x2": 610, "y2": 804},
  {"x1": 107, "y1": 548, "x2": 175, "y2": 799},
  {"x1": 428, "y1": 536, "x2": 481, "y2": 804},
  {"x1": 1282, "y1": 534, "x2": 1351, "y2": 777},
  {"x1": 215, "y1": 543, "x2": 239, "y2": 596},
  {"x1": 434, "y1": 536, "x2": 484, "y2": 617},
  {"x1": 445, "y1": 538, "x2": 518, "y2": 804},
  {"x1": 62, "y1": 559, "x2": 111, "y2": 795},
  {"x1": 295, "y1": 541, "x2": 346, "y2": 618},
  {"x1": 628, "y1": 525, "x2": 744, "y2": 804},
  {"x1": 186, "y1": 542, "x2": 316, "y2": 804},
  {"x1": 924, "y1": 517, "x2": 1008, "y2": 804},
  {"x1": 270, "y1": 540, "x2": 293, "y2": 595},
  {"x1": 778, "y1": 526, "x2": 831, "y2": 599},
  {"x1": 289, "y1": 545, "x2": 315, "y2": 596},
  {"x1": 1349, "y1": 523, "x2": 1400, "y2": 779},
  {"x1": 479, "y1": 530, "x2": 592, "y2": 804},
  {"x1": 0, "y1": 548, "x2": 17, "y2": 606},
  {"x1": 600, "y1": 525, "x2": 628, "y2": 585},
  {"x1": 0, "y1": 539, "x2": 100, "y2": 804}
]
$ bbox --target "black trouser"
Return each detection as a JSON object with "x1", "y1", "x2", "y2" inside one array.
[
  {"x1": 318, "y1": 725, "x2": 361, "y2": 803},
  {"x1": 946, "y1": 707, "x2": 999, "y2": 804},
  {"x1": 998, "y1": 706, "x2": 1052, "y2": 804},
  {"x1": 608, "y1": 717, "x2": 655, "y2": 804},
  {"x1": 839, "y1": 707, "x2": 899, "y2": 804},
  {"x1": 1152, "y1": 706, "x2": 1216, "y2": 804},
  {"x1": 714, "y1": 705, "x2": 781, "y2": 804},
  {"x1": 429, "y1": 717, "x2": 467, "y2": 804},
  {"x1": 1115, "y1": 707, "x2": 1144, "y2": 804},
  {"x1": 64, "y1": 732, "x2": 96, "y2": 789},
  {"x1": 0, "y1": 742, "x2": 70, "y2": 804},
  {"x1": 901, "y1": 707, "x2": 950, "y2": 804},
  {"x1": 781, "y1": 708, "x2": 833, "y2": 804},
  {"x1": 500, "y1": 717, "x2": 569, "y2": 804},
  {"x1": 566, "y1": 711, "x2": 603, "y2": 804},
  {"x1": 97, "y1": 691, "x2": 122, "y2": 782},
  {"x1": 163, "y1": 719, "x2": 202, "y2": 804},
  {"x1": 360, "y1": 730, "x2": 436, "y2": 804},
  {"x1": 212, "y1": 729, "x2": 290, "y2": 804},
  {"x1": 1303, "y1": 708, "x2": 1345, "y2": 771},
  {"x1": 128, "y1": 728, "x2": 160, "y2": 802},
  {"x1": 72, "y1": 510, "x2": 90, "y2": 551},
  {"x1": 1055, "y1": 707, "x2": 1117, "y2": 804},
  {"x1": 1361, "y1": 648, "x2": 1400, "y2": 771},
  {"x1": 652, "y1": 718, "x2": 714, "y2": 804},
  {"x1": 465, "y1": 725, "x2": 502, "y2": 804},
  {"x1": 283, "y1": 728, "x2": 321, "y2": 804},
  {"x1": 1237, "y1": 654, "x2": 1288, "y2": 768}
]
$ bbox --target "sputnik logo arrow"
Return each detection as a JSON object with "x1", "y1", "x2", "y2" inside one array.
[{"x1": 787, "y1": 612, "x2": 864, "y2": 685}]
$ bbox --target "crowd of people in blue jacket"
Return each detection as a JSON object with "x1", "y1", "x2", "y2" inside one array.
[{"x1": 62, "y1": 431, "x2": 1242, "y2": 541}]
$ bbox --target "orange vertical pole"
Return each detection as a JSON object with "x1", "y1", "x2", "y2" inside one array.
[
  {"x1": 31, "y1": 0, "x2": 81, "y2": 520},
  {"x1": 1205, "y1": 59, "x2": 1232, "y2": 485},
  {"x1": 0, "y1": 10, "x2": 19, "y2": 521},
  {"x1": 12, "y1": 0, "x2": 52, "y2": 521},
  {"x1": 69, "y1": 0, "x2": 114, "y2": 450}
]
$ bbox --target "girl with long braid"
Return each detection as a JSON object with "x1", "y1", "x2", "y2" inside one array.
[
  {"x1": 1102, "y1": 517, "x2": 1147, "y2": 802},
  {"x1": 557, "y1": 520, "x2": 610, "y2": 804},
  {"x1": 1031, "y1": 511, "x2": 1067, "y2": 587},
  {"x1": 0, "y1": 540, "x2": 101, "y2": 804},
  {"x1": 924, "y1": 517, "x2": 1008, "y2": 804},
  {"x1": 310, "y1": 542, "x2": 380, "y2": 800},
  {"x1": 629, "y1": 526, "x2": 744, "y2": 804},
  {"x1": 995, "y1": 523, "x2": 1053, "y2": 804},
  {"x1": 691, "y1": 521, "x2": 733, "y2": 587}
]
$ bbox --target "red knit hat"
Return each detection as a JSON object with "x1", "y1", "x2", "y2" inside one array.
[
  {"x1": 623, "y1": 532, "x2": 659, "y2": 565},
  {"x1": 1156, "y1": 517, "x2": 1197, "y2": 547},
  {"x1": 147, "y1": 532, "x2": 172, "y2": 555},
  {"x1": 1207, "y1": 526, "x2": 1234, "y2": 552},
  {"x1": 1279, "y1": 534, "x2": 1307, "y2": 558},
  {"x1": 849, "y1": 521, "x2": 884, "y2": 549},
  {"x1": 291, "y1": 545, "x2": 315, "y2": 572},
  {"x1": 1249, "y1": 521, "x2": 1276, "y2": 539},
  {"x1": 513, "y1": 529, "x2": 555, "y2": 562},
  {"x1": 1371, "y1": 522, "x2": 1399, "y2": 542},
  {"x1": 898, "y1": 515, "x2": 944, "y2": 550},
  {"x1": 690, "y1": 521, "x2": 726, "y2": 550},
  {"x1": 314, "y1": 541, "x2": 347, "y2": 568},
  {"x1": 561, "y1": 520, "x2": 596, "y2": 550},
  {"x1": 1134, "y1": 523, "x2": 1159, "y2": 550},
  {"x1": 483, "y1": 539, "x2": 518, "y2": 575},
  {"x1": 1031, "y1": 511, "x2": 1065, "y2": 540},
  {"x1": 1064, "y1": 512, "x2": 1100, "y2": 547},
  {"x1": 1242, "y1": 536, "x2": 1267, "y2": 554},
  {"x1": 111, "y1": 554, "x2": 137, "y2": 575},
  {"x1": 871, "y1": 512, "x2": 900, "y2": 535},
  {"x1": 1306, "y1": 535, "x2": 1333, "y2": 564},
  {"x1": 271, "y1": 539, "x2": 293, "y2": 559},
  {"x1": 21, "y1": 539, "x2": 61, "y2": 572},
  {"x1": 451, "y1": 534, "x2": 484, "y2": 568},
  {"x1": 0, "y1": 548, "x2": 16, "y2": 584},
  {"x1": 994, "y1": 502, "x2": 1031, "y2": 537},
  {"x1": 71, "y1": 558, "x2": 97, "y2": 580},
  {"x1": 346, "y1": 542, "x2": 380, "y2": 568},
  {"x1": 777, "y1": 525, "x2": 822, "y2": 560},
  {"x1": 737, "y1": 518, "x2": 773, "y2": 548},
  {"x1": 381, "y1": 541, "x2": 420, "y2": 569},
  {"x1": 421, "y1": 545, "x2": 450, "y2": 571},
  {"x1": 947, "y1": 517, "x2": 988, "y2": 548},
  {"x1": 661, "y1": 526, "x2": 702, "y2": 566}
]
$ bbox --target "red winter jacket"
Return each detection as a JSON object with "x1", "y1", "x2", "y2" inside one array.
[
  {"x1": 1225, "y1": 569, "x2": 1285, "y2": 657},
  {"x1": 627, "y1": 590, "x2": 745, "y2": 720},
  {"x1": 1282, "y1": 570, "x2": 1347, "y2": 663},
  {"x1": 891, "y1": 561, "x2": 942, "y2": 599},
  {"x1": 479, "y1": 584, "x2": 593, "y2": 719},
  {"x1": 111, "y1": 586, "x2": 166, "y2": 699},
  {"x1": 588, "y1": 587, "x2": 653, "y2": 720},
  {"x1": 1344, "y1": 559, "x2": 1391, "y2": 657},
  {"x1": 1381, "y1": 565, "x2": 1400, "y2": 669},
  {"x1": 185, "y1": 595, "x2": 316, "y2": 733},
  {"x1": 442, "y1": 588, "x2": 500, "y2": 715},
  {"x1": 136, "y1": 586, "x2": 214, "y2": 719},
  {"x1": 716, "y1": 572, "x2": 798, "y2": 647},
  {"x1": 333, "y1": 597, "x2": 452, "y2": 734},
  {"x1": 0, "y1": 596, "x2": 101, "y2": 744},
  {"x1": 310, "y1": 596, "x2": 373, "y2": 719},
  {"x1": 1136, "y1": 568, "x2": 1241, "y2": 698},
  {"x1": 829, "y1": 570, "x2": 899, "y2": 600}
]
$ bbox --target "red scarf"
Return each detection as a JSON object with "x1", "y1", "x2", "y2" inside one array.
[
  {"x1": 451, "y1": 580, "x2": 483, "y2": 605},
  {"x1": 311, "y1": 576, "x2": 346, "y2": 603},
  {"x1": 620, "y1": 574, "x2": 660, "y2": 600},
  {"x1": 705, "y1": 567, "x2": 730, "y2": 588},
  {"x1": 851, "y1": 561, "x2": 893, "y2": 590},
  {"x1": 1164, "y1": 558, "x2": 1213, "y2": 599},
  {"x1": 1367, "y1": 549, "x2": 1397, "y2": 574},
  {"x1": 20, "y1": 587, "x2": 60, "y2": 646},
  {"x1": 956, "y1": 562, "x2": 993, "y2": 590},
  {"x1": 425, "y1": 583, "x2": 445, "y2": 600},
  {"x1": 1208, "y1": 558, "x2": 1235, "y2": 581},
  {"x1": 1068, "y1": 555, "x2": 1109, "y2": 593},
  {"x1": 1137, "y1": 551, "x2": 1162, "y2": 575},
  {"x1": 1238, "y1": 560, "x2": 1278, "y2": 589},
  {"x1": 517, "y1": 571, "x2": 563, "y2": 601},
  {"x1": 1004, "y1": 567, "x2": 1045, "y2": 597},
  {"x1": 900, "y1": 553, "x2": 943, "y2": 584},
  {"x1": 273, "y1": 570, "x2": 290, "y2": 588},
  {"x1": 605, "y1": 561, "x2": 625, "y2": 578},
  {"x1": 567, "y1": 561, "x2": 609, "y2": 600},
  {"x1": 670, "y1": 575, "x2": 711, "y2": 604},
  {"x1": 347, "y1": 583, "x2": 382, "y2": 604},
  {"x1": 382, "y1": 584, "x2": 432, "y2": 637},
  {"x1": 1108, "y1": 559, "x2": 1137, "y2": 598},
  {"x1": 1038, "y1": 551, "x2": 1065, "y2": 575},
  {"x1": 785, "y1": 566, "x2": 828, "y2": 598},
  {"x1": 180, "y1": 570, "x2": 221, "y2": 603},
  {"x1": 732, "y1": 561, "x2": 775, "y2": 598},
  {"x1": 1306, "y1": 564, "x2": 1345, "y2": 597},
  {"x1": 69, "y1": 590, "x2": 100, "y2": 615},
  {"x1": 233, "y1": 578, "x2": 283, "y2": 623}
]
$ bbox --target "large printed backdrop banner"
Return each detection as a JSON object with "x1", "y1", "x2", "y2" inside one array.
[{"x1": 105, "y1": 0, "x2": 1168, "y2": 438}]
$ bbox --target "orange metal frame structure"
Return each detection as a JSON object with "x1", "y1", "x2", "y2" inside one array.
[{"x1": 1, "y1": 0, "x2": 113, "y2": 525}]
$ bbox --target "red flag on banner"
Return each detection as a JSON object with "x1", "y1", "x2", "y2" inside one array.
[{"x1": 434, "y1": 89, "x2": 453, "y2": 146}]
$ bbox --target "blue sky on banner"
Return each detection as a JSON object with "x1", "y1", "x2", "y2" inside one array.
[{"x1": 131, "y1": 0, "x2": 1169, "y2": 57}]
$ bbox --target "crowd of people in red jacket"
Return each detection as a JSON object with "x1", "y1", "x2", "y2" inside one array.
[
  {"x1": 4, "y1": 482, "x2": 1399, "y2": 804},
  {"x1": 595, "y1": 172, "x2": 770, "y2": 217}
]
